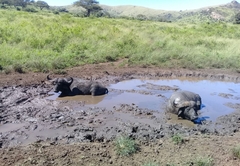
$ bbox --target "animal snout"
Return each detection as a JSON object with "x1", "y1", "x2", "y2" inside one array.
[
  {"x1": 189, "y1": 110, "x2": 198, "y2": 121},
  {"x1": 180, "y1": 107, "x2": 198, "y2": 121},
  {"x1": 190, "y1": 114, "x2": 198, "y2": 121},
  {"x1": 54, "y1": 86, "x2": 60, "y2": 93},
  {"x1": 105, "y1": 89, "x2": 108, "y2": 94}
]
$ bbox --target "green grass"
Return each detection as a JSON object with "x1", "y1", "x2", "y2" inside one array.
[
  {"x1": 142, "y1": 162, "x2": 176, "y2": 166},
  {"x1": 232, "y1": 145, "x2": 240, "y2": 159},
  {"x1": 1, "y1": 9, "x2": 240, "y2": 73},
  {"x1": 171, "y1": 134, "x2": 184, "y2": 145},
  {"x1": 142, "y1": 162, "x2": 160, "y2": 166},
  {"x1": 189, "y1": 157, "x2": 214, "y2": 166},
  {"x1": 114, "y1": 136, "x2": 137, "y2": 156}
]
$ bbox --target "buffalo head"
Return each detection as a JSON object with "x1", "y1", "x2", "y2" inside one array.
[
  {"x1": 175, "y1": 101, "x2": 198, "y2": 121},
  {"x1": 168, "y1": 91, "x2": 202, "y2": 121},
  {"x1": 47, "y1": 75, "x2": 73, "y2": 93},
  {"x1": 177, "y1": 106, "x2": 198, "y2": 121}
]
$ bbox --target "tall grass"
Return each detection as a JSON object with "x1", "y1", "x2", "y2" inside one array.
[{"x1": 0, "y1": 9, "x2": 240, "y2": 72}]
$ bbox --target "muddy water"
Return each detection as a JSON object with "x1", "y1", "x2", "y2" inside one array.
[
  {"x1": 47, "y1": 78, "x2": 240, "y2": 122},
  {"x1": 110, "y1": 78, "x2": 240, "y2": 121},
  {"x1": 1, "y1": 78, "x2": 240, "y2": 148}
]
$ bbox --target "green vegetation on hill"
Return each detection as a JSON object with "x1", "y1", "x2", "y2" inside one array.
[
  {"x1": 0, "y1": 9, "x2": 240, "y2": 73},
  {"x1": 99, "y1": 1, "x2": 240, "y2": 23}
]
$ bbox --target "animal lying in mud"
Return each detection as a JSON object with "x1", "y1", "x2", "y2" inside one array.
[
  {"x1": 47, "y1": 75, "x2": 108, "y2": 97},
  {"x1": 166, "y1": 90, "x2": 202, "y2": 121}
]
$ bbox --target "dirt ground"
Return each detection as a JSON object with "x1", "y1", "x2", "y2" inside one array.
[
  {"x1": 0, "y1": 61, "x2": 240, "y2": 166},
  {"x1": 1, "y1": 60, "x2": 240, "y2": 87}
]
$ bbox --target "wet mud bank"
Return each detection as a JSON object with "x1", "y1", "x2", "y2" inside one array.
[{"x1": 1, "y1": 71, "x2": 240, "y2": 149}]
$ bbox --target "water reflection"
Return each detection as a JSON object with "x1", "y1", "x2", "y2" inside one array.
[{"x1": 46, "y1": 92, "x2": 106, "y2": 105}]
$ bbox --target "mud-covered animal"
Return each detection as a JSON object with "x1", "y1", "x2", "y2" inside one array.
[
  {"x1": 166, "y1": 90, "x2": 202, "y2": 121},
  {"x1": 47, "y1": 75, "x2": 108, "y2": 97}
]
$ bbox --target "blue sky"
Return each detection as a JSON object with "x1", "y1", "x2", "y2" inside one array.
[{"x1": 44, "y1": 0, "x2": 232, "y2": 10}]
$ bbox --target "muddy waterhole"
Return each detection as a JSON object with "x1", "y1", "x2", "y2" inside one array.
[
  {"x1": 1, "y1": 77, "x2": 240, "y2": 148},
  {"x1": 47, "y1": 78, "x2": 240, "y2": 122}
]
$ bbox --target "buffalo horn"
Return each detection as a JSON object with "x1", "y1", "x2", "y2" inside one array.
[{"x1": 65, "y1": 77, "x2": 73, "y2": 84}]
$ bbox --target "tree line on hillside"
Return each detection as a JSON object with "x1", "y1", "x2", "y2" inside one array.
[
  {"x1": 73, "y1": 0, "x2": 102, "y2": 17},
  {"x1": 0, "y1": 0, "x2": 49, "y2": 10},
  {"x1": 235, "y1": 12, "x2": 240, "y2": 24},
  {"x1": 0, "y1": 0, "x2": 102, "y2": 15},
  {"x1": 0, "y1": 0, "x2": 171, "y2": 22},
  {"x1": 1, "y1": 0, "x2": 240, "y2": 24}
]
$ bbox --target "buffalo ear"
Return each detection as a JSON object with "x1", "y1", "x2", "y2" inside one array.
[{"x1": 46, "y1": 75, "x2": 58, "y2": 85}]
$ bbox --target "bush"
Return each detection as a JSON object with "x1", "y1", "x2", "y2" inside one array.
[
  {"x1": 142, "y1": 162, "x2": 160, "y2": 166},
  {"x1": 232, "y1": 145, "x2": 240, "y2": 159},
  {"x1": 23, "y1": 7, "x2": 38, "y2": 13},
  {"x1": 235, "y1": 12, "x2": 240, "y2": 24},
  {"x1": 53, "y1": 11, "x2": 59, "y2": 14},
  {"x1": 115, "y1": 136, "x2": 137, "y2": 156},
  {"x1": 191, "y1": 157, "x2": 214, "y2": 166},
  {"x1": 4, "y1": 66, "x2": 13, "y2": 74},
  {"x1": 13, "y1": 63, "x2": 25, "y2": 73},
  {"x1": 172, "y1": 134, "x2": 184, "y2": 145}
]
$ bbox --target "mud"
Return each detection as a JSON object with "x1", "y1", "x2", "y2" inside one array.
[
  {"x1": 0, "y1": 67, "x2": 240, "y2": 149},
  {"x1": 0, "y1": 63, "x2": 240, "y2": 165}
]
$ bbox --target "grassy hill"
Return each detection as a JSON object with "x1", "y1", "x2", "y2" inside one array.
[
  {"x1": 100, "y1": 5, "x2": 166, "y2": 17},
  {"x1": 57, "y1": 1, "x2": 240, "y2": 22},
  {"x1": 99, "y1": 1, "x2": 240, "y2": 22},
  {"x1": 0, "y1": 8, "x2": 240, "y2": 73}
]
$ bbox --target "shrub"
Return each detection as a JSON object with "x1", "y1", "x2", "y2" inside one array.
[
  {"x1": 235, "y1": 12, "x2": 240, "y2": 24},
  {"x1": 189, "y1": 157, "x2": 214, "y2": 166},
  {"x1": 115, "y1": 136, "x2": 137, "y2": 156},
  {"x1": 142, "y1": 162, "x2": 160, "y2": 166},
  {"x1": 53, "y1": 11, "x2": 59, "y2": 14},
  {"x1": 232, "y1": 145, "x2": 240, "y2": 159},
  {"x1": 13, "y1": 63, "x2": 25, "y2": 73},
  {"x1": 172, "y1": 134, "x2": 184, "y2": 145},
  {"x1": 4, "y1": 66, "x2": 13, "y2": 74},
  {"x1": 23, "y1": 7, "x2": 38, "y2": 13}
]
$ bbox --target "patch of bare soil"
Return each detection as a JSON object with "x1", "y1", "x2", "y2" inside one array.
[
  {"x1": 0, "y1": 134, "x2": 240, "y2": 166},
  {"x1": 0, "y1": 62, "x2": 240, "y2": 165},
  {"x1": 0, "y1": 61, "x2": 240, "y2": 87}
]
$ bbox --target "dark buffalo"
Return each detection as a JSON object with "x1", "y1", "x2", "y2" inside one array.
[
  {"x1": 47, "y1": 75, "x2": 108, "y2": 97},
  {"x1": 166, "y1": 90, "x2": 202, "y2": 121}
]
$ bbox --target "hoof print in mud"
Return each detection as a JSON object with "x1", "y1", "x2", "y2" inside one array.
[
  {"x1": 47, "y1": 75, "x2": 108, "y2": 97},
  {"x1": 166, "y1": 90, "x2": 202, "y2": 121}
]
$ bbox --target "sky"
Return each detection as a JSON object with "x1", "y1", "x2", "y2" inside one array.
[{"x1": 43, "y1": 0, "x2": 233, "y2": 11}]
